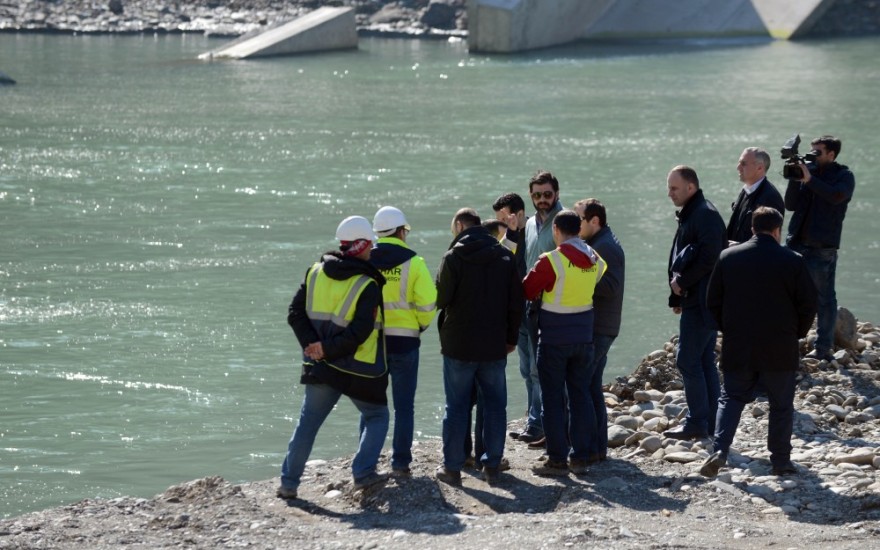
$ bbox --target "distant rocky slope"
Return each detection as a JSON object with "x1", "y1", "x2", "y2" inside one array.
[
  {"x1": 2, "y1": 311, "x2": 878, "y2": 548},
  {"x1": 2, "y1": 1, "x2": 879, "y2": 38}
]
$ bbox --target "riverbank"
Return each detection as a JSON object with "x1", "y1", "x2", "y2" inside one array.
[
  {"x1": 0, "y1": 1, "x2": 467, "y2": 37},
  {"x1": 2, "y1": 315, "x2": 878, "y2": 548}
]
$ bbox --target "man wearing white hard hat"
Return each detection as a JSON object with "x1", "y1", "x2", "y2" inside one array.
[
  {"x1": 370, "y1": 206, "x2": 437, "y2": 477},
  {"x1": 278, "y1": 216, "x2": 390, "y2": 500}
]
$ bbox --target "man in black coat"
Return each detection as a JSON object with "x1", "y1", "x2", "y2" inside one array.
[
  {"x1": 700, "y1": 207, "x2": 817, "y2": 478},
  {"x1": 665, "y1": 165, "x2": 727, "y2": 441},
  {"x1": 435, "y1": 208, "x2": 523, "y2": 484},
  {"x1": 726, "y1": 147, "x2": 784, "y2": 246}
]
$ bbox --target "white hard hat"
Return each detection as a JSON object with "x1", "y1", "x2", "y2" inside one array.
[
  {"x1": 373, "y1": 206, "x2": 410, "y2": 236},
  {"x1": 335, "y1": 216, "x2": 376, "y2": 242}
]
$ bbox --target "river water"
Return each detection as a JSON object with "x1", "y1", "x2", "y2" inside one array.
[{"x1": 1, "y1": 33, "x2": 878, "y2": 518}]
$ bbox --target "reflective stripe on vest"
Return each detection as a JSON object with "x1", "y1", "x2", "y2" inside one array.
[
  {"x1": 379, "y1": 258, "x2": 435, "y2": 338},
  {"x1": 540, "y1": 249, "x2": 605, "y2": 314}
]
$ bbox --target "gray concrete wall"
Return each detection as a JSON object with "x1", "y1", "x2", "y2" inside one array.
[{"x1": 467, "y1": 0, "x2": 840, "y2": 53}]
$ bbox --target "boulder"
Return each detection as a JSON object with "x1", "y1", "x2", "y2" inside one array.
[
  {"x1": 108, "y1": 0, "x2": 124, "y2": 16},
  {"x1": 420, "y1": 1, "x2": 456, "y2": 29},
  {"x1": 835, "y1": 307, "x2": 859, "y2": 349}
]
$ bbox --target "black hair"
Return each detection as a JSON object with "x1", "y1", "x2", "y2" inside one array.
[{"x1": 492, "y1": 193, "x2": 526, "y2": 214}]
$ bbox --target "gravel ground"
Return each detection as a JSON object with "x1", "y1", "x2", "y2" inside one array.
[{"x1": 3, "y1": 317, "x2": 879, "y2": 549}]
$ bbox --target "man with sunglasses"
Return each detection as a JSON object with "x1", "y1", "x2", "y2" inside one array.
[
  {"x1": 510, "y1": 171, "x2": 564, "y2": 445},
  {"x1": 784, "y1": 135, "x2": 856, "y2": 362}
]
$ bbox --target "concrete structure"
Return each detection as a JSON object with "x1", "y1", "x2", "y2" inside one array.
[
  {"x1": 199, "y1": 7, "x2": 357, "y2": 60},
  {"x1": 467, "y1": 0, "x2": 839, "y2": 53}
]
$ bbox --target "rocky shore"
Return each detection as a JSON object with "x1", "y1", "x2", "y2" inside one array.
[
  {"x1": 2, "y1": 311, "x2": 879, "y2": 548},
  {"x1": 0, "y1": 1, "x2": 467, "y2": 38}
]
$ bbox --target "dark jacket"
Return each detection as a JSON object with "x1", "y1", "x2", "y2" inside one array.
[
  {"x1": 726, "y1": 178, "x2": 784, "y2": 245},
  {"x1": 436, "y1": 225, "x2": 524, "y2": 362},
  {"x1": 668, "y1": 189, "x2": 727, "y2": 316},
  {"x1": 287, "y1": 252, "x2": 389, "y2": 405},
  {"x1": 369, "y1": 239, "x2": 418, "y2": 354},
  {"x1": 784, "y1": 162, "x2": 855, "y2": 249},
  {"x1": 707, "y1": 234, "x2": 817, "y2": 371},
  {"x1": 587, "y1": 225, "x2": 625, "y2": 338}
]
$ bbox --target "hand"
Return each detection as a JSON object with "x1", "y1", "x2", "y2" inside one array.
[
  {"x1": 670, "y1": 277, "x2": 683, "y2": 297},
  {"x1": 672, "y1": 307, "x2": 682, "y2": 315},
  {"x1": 506, "y1": 344, "x2": 516, "y2": 354},
  {"x1": 304, "y1": 341, "x2": 324, "y2": 360},
  {"x1": 505, "y1": 212, "x2": 519, "y2": 231},
  {"x1": 799, "y1": 163, "x2": 811, "y2": 184}
]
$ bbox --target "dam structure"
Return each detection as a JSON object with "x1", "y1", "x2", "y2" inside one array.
[{"x1": 467, "y1": 0, "x2": 836, "y2": 53}]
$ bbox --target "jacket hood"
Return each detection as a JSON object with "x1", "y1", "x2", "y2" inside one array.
[
  {"x1": 320, "y1": 251, "x2": 386, "y2": 286},
  {"x1": 370, "y1": 237, "x2": 417, "y2": 270},
  {"x1": 449, "y1": 226, "x2": 510, "y2": 265},
  {"x1": 558, "y1": 238, "x2": 599, "y2": 269}
]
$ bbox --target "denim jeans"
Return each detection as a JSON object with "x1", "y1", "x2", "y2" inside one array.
[
  {"x1": 536, "y1": 342, "x2": 595, "y2": 463},
  {"x1": 589, "y1": 334, "x2": 616, "y2": 458},
  {"x1": 517, "y1": 320, "x2": 543, "y2": 436},
  {"x1": 441, "y1": 355, "x2": 507, "y2": 471},
  {"x1": 388, "y1": 349, "x2": 419, "y2": 470},
  {"x1": 280, "y1": 383, "x2": 389, "y2": 490},
  {"x1": 793, "y1": 246, "x2": 838, "y2": 353},
  {"x1": 714, "y1": 369, "x2": 796, "y2": 467},
  {"x1": 676, "y1": 306, "x2": 720, "y2": 435}
]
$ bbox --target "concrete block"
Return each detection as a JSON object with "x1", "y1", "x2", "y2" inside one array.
[{"x1": 200, "y1": 7, "x2": 357, "y2": 60}]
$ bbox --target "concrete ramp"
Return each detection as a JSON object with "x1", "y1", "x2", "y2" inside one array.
[
  {"x1": 752, "y1": 0, "x2": 835, "y2": 39},
  {"x1": 199, "y1": 7, "x2": 357, "y2": 60}
]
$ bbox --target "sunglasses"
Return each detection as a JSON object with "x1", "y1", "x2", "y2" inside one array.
[{"x1": 531, "y1": 190, "x2": 555, "y2": 200}]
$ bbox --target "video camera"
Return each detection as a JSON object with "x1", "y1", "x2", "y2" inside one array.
[{"x1": 780, "y1": 134, "x2": 820, "y2": 180}]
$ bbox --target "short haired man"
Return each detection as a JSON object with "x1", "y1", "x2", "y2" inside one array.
[
  {"x1": 574, "y1": 198, "x2": 625, "y2": 462},
  {"x1": 278, "y1": 216, "x2": 390, "y2": 500},
  {"x1": 665, "y1": 166, "x2": 727, "y2": 441},
  {"x1": 511, "y1": 171, "x2": 565, "y2": 445},
  {"x1": 523, "y1": 210, "x2": 606, "y2": 476},
  {"x1": 727, "y1": 147, "x2": 784, "y2": 246},
  {"x1": 784, "y1": 135, "x2": 856, "y2": 362},
  {"x1": 701, "y1": 207, "x2": 817, "y2": 477},
  {"x1": 370, "y1": 206, "x2": 437, "y2": 477},
  {"x1": 435, "y1": 208, "x2": 523, "y2": 485},
  {"x1": 492, "y1": 192, "x2": 527, "y2": 265}
]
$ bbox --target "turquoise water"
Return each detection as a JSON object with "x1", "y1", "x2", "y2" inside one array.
[{"x1": 1, "y1": 33, "x2": 878, "y2": 519}]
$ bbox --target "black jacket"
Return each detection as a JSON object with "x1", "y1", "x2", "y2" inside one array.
[
  {"x1": 436, "y1": 225, "x2": 524, "y2": 362},
  {"x1": 726, "y1": 178, "x2": 784, "y2": 245},
  {"x1": 668, "y1": 189, "x2": 727, "y2": 316},
  {"x1": 287, "y1": 252, "x2": 389, "y2": 405},
  {"x1": 587, "y1": 225, "x2": 625, "y2": 337},
  {"x1": 707, "y1": 234, "x2": 817, "y2": 371},
  {"x1": 784, "y1": 162, "x2": 855, "y2": 249}
]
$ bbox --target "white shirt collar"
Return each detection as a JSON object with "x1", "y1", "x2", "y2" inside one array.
[{"x1": 743, "y1": 177, "x2": 765, "y2": 195}]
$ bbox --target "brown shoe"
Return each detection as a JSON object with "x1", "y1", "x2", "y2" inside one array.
[
  {"x1": 435, "y1": 465, "x2": 462, "y2": 485},
  {"x1": 532, "y1": 460, "x2": 569, "y2": 476}
]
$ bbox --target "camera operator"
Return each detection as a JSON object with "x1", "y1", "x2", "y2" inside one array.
[{"x1": 784, "y1": 135, "x2": 856, "y2": 362}]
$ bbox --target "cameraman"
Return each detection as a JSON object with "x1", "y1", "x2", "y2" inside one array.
[{"x1": 784, "y1": 135, "x2": 856, "y2": 362}]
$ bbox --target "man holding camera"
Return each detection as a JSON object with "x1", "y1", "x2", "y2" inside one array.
[
  {"x1": 784, "y1": 135, "x2": 856, "y2": 362},
  {"x1": 727, "y1": 147, "x2": 784, "y2": 246}
]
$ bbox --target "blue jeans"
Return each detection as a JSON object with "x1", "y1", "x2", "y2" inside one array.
[
  {"x1": 793, "y1": 246, "x2": 838, "y2": 353},
  {"x1": 589, "y1": 334, "x2": 616, "y2": 458},
  {"x1": 280, "y1": 383, "x2": 389, "y2": 490},
  {"x1": 517, "y1": 320, "x2": 543, "y2": 436},
  {"x1": 388, "y1": 349, "x2": 419, "y2": 470},
  {"x1": 714, "y1": 369, "x2": 796, "y2": 467},
  {"x1": 536, "y1": 342, "x2": 595, "y2": 463},
  {"x1": 676, "y1": 307, "x2": 720, "y2": 435},
  {"x1": 441, "y1": 355, "x2": 507, "y2": 471}
]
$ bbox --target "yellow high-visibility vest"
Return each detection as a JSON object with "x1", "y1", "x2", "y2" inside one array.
[
  {"x1": 540, "y1": 249, "x2": 607, "y2": 314},
  {"x1": 304, "y1": 262, "x2": 386, "y2": 378},
  {"x1": 376, "y1": 238, "x2": 437, "y2": 338}
]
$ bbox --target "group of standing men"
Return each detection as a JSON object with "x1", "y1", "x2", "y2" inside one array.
[{"x1": 275, "y1": 133, "x2": 854, "y2": 499}]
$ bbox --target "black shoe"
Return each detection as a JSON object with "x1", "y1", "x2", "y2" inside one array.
[
  {"x1": 517, "y1": 432, "x2": 544, "y2": 444},
  {"x1": 527, "y1": 436, "x2": 547, "y2": 449},
  {"x1": 569, "y1": 459, "x2": 589, "y2": 475},
  {"x1": 482, "y1": 466, "x2": 500, "y2": 484},
  {"x1": 699, "y1": 451, "x2": 728, "y2": 478},
  {"x1": 663, "y1": 426, "x2": 708, "y2": 441},
  {"x1": 353, "y1": 471, "x2": 390, "y2": 490},
  {"x1": 508, "y1": 430, "x2": 522, "y2": 440},
  {"x1": 805, "y1": 349, "x2": 835, "y2": 362},
  {"x1": 276, "y1": 485, "x2": 298, "y2": 500},
  {"x1": 435, "y1": 465, "x2": 462, "y2": 485},
  {"x1": 532, "y1": 459, "x2": 569, "y2": 476},
  {"x1": 771, "y1": 461, "x2": 798, "y2": 476}
]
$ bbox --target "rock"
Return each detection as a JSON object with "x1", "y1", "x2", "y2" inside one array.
[
  {"x1": 639, "y1": 435, "x2": 663, "y2": 453},
  {"x1": 663, "y1": 404, "x2": 685, "y2": 418},
  {"x1": 108, "y1": 0, "x2": 124, "y2": 16},
  {"x1": 835, "y1": 307, "x2": 859, "y2": 349},
  {"x1": 833, "y1": 448, "x2": 876, "y2": 466},
  {"x1": 663, "y1": 452, "x2": 700, "y2": 463},
  {"x1": 633, "y1": 389, "x2": 664, "y2": 402},
  {"x1": 825, "y1": 404, "x2": 848, "y2": 420},
  {"x1": 607, "y1": 425, "x2": 633, "y2": 447},
  {"x1": 369, "y1": 5, "x2": 412, "y2": 24},
  {"x1": 642, "y1": 416, "x2": 668, "y2": 432},
  {"x1": 615, "y1": 415, "x2": 640, "y2": 430},
  {"x1": 420, "y1": 0, "x2": 456, "y2": 29}
]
